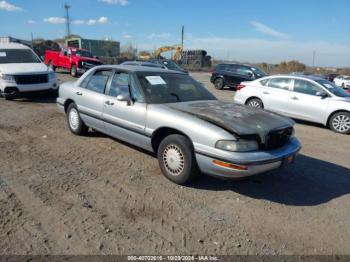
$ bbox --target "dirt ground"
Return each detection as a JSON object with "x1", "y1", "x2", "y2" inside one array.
[{"x1": 0, "y1": 72, "x2": 349, "y2": 255}]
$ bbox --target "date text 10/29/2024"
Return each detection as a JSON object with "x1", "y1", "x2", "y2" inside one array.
[{"x1": 127, "y1": 255, "x2": 219, "y2": 261}]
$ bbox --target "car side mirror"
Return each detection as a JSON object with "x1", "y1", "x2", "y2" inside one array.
[
  {"x1": 316, "y1": 91, "x2": 328, "y2": 98},
  {"x1": 248, "y1": 72, "x2": 255, "y2": 79},
  {"x1": 117, "y1": 93, "x2": 132, "y2": 105}
]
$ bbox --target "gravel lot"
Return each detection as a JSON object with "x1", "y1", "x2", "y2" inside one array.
[{"x1": 0, "y1": 71, "x2": 349, "y2": 255}]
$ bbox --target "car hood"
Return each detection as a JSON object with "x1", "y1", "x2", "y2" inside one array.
[
  {"x1": 0, "y1": 63, "x2": 49, "y2": 74},
  {"x1": 167, "y1": 100, "x2": 295, "y2": 142}
]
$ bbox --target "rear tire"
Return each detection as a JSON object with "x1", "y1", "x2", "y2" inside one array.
[
  {"x1": 70, "y1": 65, "x2": 78, "y2": 78},
  {"x1": 157, "y1": 134, "x2": 199, "y2": 185},
  {"x1": 66, "y1": 103, "x2": 88, "y2": 135},
  {"x1": 246, "y1": 98, "x2": 264, "y2": 109},
  {"x1": 329, "y1": 112, "x2": 350, "y2": 134},
  {"x1": 214, "y1": 78, "x2": 224, "y2": 90}
]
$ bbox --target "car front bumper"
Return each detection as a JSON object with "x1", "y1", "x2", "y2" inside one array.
[
  {"x1": 195, "y1": 138, "x2": 301, "y2": 179},
  {"x1": 0, "y1": 79, "x2": 58, "y2": 93}
]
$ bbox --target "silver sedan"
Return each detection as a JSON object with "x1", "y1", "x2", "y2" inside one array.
[
  {"x1": 57, "y1": 65, "x2": 301, "y2": 185},
  {"x1": 234, "y1": 75, "x2": 350, "y2": 134}
]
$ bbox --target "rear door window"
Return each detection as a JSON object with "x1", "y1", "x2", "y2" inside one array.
[
  {"x1": 226, "y1": 64, "x2": 238, "y2": 73},
  {"x1": 267, "y1": 78, "x2": 291, "y2": 90},
  {"x1": 85, "y1": 70, "x2": 112, "y2": 94},
  {"x1": 236, "y1": 66, "x2": 253, "y2": 77},
  {"x1": 260, "y1": 78, "x2": 269, "y2": 86}
]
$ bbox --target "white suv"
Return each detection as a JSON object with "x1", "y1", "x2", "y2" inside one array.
[{"x1": 0, "y1": 43, "x2": 57, "y2": 100}]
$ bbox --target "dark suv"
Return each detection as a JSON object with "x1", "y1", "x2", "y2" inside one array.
[{"x1": 210, "y1": 63, "x2": 267, "y2": 90}]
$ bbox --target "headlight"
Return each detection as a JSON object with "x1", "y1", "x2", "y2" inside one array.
[
  {"x1": 216, "y1": 139, "x2": 259, "y2": 152},
  {"x1": 0, "y1": 73, "x2": 15, "y2": 82}
]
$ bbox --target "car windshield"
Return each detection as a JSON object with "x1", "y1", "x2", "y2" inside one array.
[
  {"x1": 316, "y1": 80, "x2": 350, "y2": 97},
  {"x1": 137, "y1": 72, "x2": 217, "y2": 104},
  {"x1": 162, "y1": 60, "x2": 182, "y2": 71},
  {"x1": 251, "y1": 67, "x2": 267, "y2": 77},
  {"x1": 0, "y1": 49, "x2": 41, "y2": 64},
  {"x1": 74, "y1": 50, "x2": 93, "y2": 58}
]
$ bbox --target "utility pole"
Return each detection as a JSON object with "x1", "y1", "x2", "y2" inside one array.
[
  {"x1": 30, "y1": 32, "x2": 34, "y2": 48},
  {"x1": 312, "y1": 51, "x2": 316, "y2": 72},
  {"x1": 64, "y1": 2, "x2": 71, "y2": 37},
  {"x1": 181, "y1": 25, "x2": 184, "y2": 50}
]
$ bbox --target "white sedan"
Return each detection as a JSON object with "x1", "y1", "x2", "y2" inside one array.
[
  {"x1": 334, "y1": 75, "x2": 350, "y2": 89},
  {"x1": 233, "y1": 75, "x2": 350, "y2": 134}
]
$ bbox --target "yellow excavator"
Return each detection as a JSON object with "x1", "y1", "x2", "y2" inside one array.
[{"x1": 139, "y1": 45, "x2": 183, "y2": 61}]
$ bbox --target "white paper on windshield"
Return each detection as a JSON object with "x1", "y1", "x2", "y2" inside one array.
[
  {"x1": 324, "y1": 83, "x2": 334, "y2": 89},
  {"x1": 0, "y1": 52, "x2": 6, "y2": 57},
  {"x1": 146, "y1": 76, "x2": 167, "y2": 85}
]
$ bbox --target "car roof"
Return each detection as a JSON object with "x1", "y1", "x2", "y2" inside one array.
[
  {"x1": 95, "y1": 64, "x2": 185, "y2": 74},
  {"x1": 0, "y1": 43, "x2": 31, "y2": 50},
  {"x1": 216, "y1": 63, "x2": 253, "y2": 67},
  {"x1": 264, "y1": 74, "x2": 325, "y2": 81}
]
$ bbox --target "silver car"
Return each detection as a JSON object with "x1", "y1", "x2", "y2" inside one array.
[
  {"x1": 234, "y1": 75, "x2": 350, "y2": 134},
  {"x1": 57, "y1": 65, "x2": 301, "y2": 185}
]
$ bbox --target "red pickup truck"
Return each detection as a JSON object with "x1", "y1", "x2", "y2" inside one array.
[{"x1": 44, "y1": 47, "x2": 102, "y2": 77}]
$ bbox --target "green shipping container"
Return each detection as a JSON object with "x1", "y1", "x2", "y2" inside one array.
[{"x1": 65, "y1": 37, "x2": 120, "y2": 57}]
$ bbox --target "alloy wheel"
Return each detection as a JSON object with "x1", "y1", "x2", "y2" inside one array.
[
  {"x1": 332, "y1": 114, "x2": 350, "y2": 133},
  {"x1": 248, "y1": 100, "x2": 262, "y2": 108}
]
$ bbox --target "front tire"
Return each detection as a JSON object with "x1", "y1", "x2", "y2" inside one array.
[
  {"x1": 66, "y1": 103, "x2": 88, "y2": 135},
  {"x1": 4, "y1": 88, "x2": 18, "y2": 100},
  {"x1": 70, "y1": 65, "x2": 78, "y2": 78},
  {"x1": 214, "y1": 78, "x2": 224, "y2": 90},
  {"x1": 157, "y1": 134, "x2": 199, "y2": 185},
  {"x1": 246, "y1": 98, "x2": 264, "y2": 109},
  {"x1": 329, "y1": 112, "x2": 350, "y2": 134}
]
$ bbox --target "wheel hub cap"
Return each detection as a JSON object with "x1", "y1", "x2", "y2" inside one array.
[
  {"x1": 163, "y1": 144, "x2": 185, "y2": 176},
  {"x1": 249, "y1": 101, "x2": 261, "y2": 108},
  {"x1": 69, "y1": 109, "x2": 79, "y2": 130},
  {"x1": 333, "y1": 115, "x2": 350, "y2": 132}
]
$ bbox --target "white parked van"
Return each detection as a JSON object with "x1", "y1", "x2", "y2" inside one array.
[{"x1": 0, "y1": 43, "x2": 57, "y2": 100}]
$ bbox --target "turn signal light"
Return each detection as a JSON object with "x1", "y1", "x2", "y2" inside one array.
[{"x1": 212, "y1": 160, "x2": 248, "y2": 171}]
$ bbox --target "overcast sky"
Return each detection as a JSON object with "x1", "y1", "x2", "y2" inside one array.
[{"x1": 1, "y1": 0, "x2": 349, "y2": 67}]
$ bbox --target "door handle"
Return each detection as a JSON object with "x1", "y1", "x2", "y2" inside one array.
[
  {"x1": 291, "y1": 96, "x2": 299, "y2": 100},
  {"x1": 263, "y1": 91, "x2": 269, "y2": 94},
  {"x1": 105, "y1": 101, "x2": 114, "y2": 106},
  {"x1": 76, "y1": 92, "x2": 83, "y2": 96}
]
